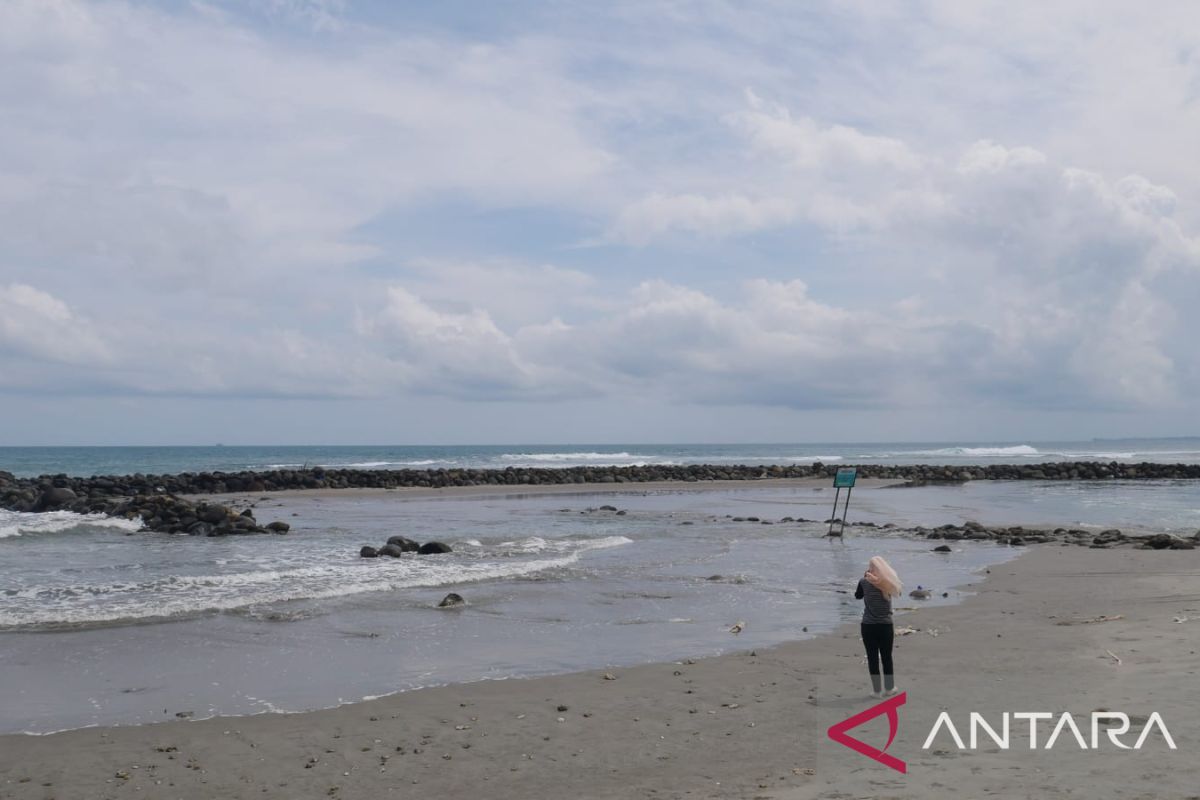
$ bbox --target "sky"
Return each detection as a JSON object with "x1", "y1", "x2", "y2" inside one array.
[{"x1": 2, "y1": 0, "x2": 1200, "y2": 445}]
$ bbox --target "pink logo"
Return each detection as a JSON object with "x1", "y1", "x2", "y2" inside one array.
[{"x1": 827, "y1": 692, "x2": 907, "y2": 773}]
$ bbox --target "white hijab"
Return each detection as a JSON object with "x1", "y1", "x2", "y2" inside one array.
[{"x1": 865, "y1": 555, "x2": 903, "y2": 598}]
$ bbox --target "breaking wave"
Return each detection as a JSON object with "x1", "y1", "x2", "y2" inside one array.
[
  {"x1": 0, "y1": 510, "x2": 143, "y2": 540},
  {"x1": 0, "y1": 536, "x2": 631, "y2": 630}
]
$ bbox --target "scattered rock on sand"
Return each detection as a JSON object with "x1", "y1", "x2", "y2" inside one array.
[{"x1": 1142, "y1": 533, "x2": 1194, "y2": 550}]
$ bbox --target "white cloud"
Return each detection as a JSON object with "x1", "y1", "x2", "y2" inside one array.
[
  {"x1": 728, "y1": 91, "x2": 924, "y2": 173},
  {"x1": 0, "y1": 0, "x2": 616, "y2": 288},
  {"x1": 609, "y1": 193, "x2": 796, "y2": 244},
  {"x1": 359, "y1": 287, "x2": 589, "y2": 399},
  {"x1": 397, "y1": 259, "x2": 598, "y2": 330},
  {"x1": 2, "y1": 1, "x2": 1200, "y2": 438},
  {"x1": 0, "y1": 283, "x2": 110, "y2": 367}
]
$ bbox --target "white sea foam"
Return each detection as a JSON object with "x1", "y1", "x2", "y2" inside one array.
[
  {"x1": 0, "y1": 535, "x2": 632, "y2": 629},
  {"x1": 0, "y1": 510, "x2": 143, "y2": 539},
  {"x1": 785, "y1": 455, "x2": 844, "y2": 463},
  {"x1": 259, "y1": 459, "x2": 450, "y2": 470},
  {"x1": 900, "y1": 445, "x2": 1041, "y2": 458},
  {"x1": 500, "y1": 451, "x2": 640, "y2": 463}
]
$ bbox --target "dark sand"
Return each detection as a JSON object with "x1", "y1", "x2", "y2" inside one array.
[{"x1": 3, "y1": 545, "x2": 1198, "y2": 799}]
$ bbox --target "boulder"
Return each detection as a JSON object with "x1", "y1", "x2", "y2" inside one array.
[
  {"x1": 197, "y1": 505, "x2": 228, "y2": 524},
  {"x1": 360, "y1": 546, "x2": 379, "y2": 558},
  {"x1": 386, "y1": 535, "x2": 421, "y2": 552},
  {"x1": 438, "y1": 592, "x2": 465, "y2": 608},
  {"x1": 378, "y1": 544, "x2": 405, "y2": 558},
  {"x1": 34, "y1": 487, "x2": 77, "y2": 511},
  {"x1": 418, "y1": 541, "x2": 453, "y2": 555}
]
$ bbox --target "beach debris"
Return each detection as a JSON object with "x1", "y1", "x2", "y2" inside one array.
[
  {"x1": 557, "y1": 704, "x2": 569, "y2": 712},
  {"x1": 909, "y1": 586, "x2": 932, "y2": 599},
  {"x1": 895, "y1": 626, "x2": 918, "y2": 636},
  {"x1": 174, "y1": 711, "x2": 194, "y2": 719},
  {"x1": 792, "y1": 767, "x2": 816, "y2": 776},
  {"x1": 1173, "y1": 616, "x2": 1190, "y2": 623},
  {"x1": 1104, "y1": 650, "x2": 1122, "y2": 665},
  {"x1": 1056, "y1": 614, "x2": 1124, "y2": 626},
  {"x1": 437, "y1": 593, "x2": 466, "y2": 608},
  {"x1": 603, "y1": 672, "x2": 617, "y2": 680},
  {"x1": 729, "y1": 620, "x2": 745, "y2": 635}
]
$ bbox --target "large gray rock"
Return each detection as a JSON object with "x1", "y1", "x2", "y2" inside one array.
[
  {"x1": 34, "y1": 487, "x2": 77, "y2": 511},
  {"x1": 386, "y1": 535, "x2": 420, "y2": 552},
  {"x1": 360, "y1": 545, "x2": 379, "y2": 558},
  {"x1": 418, "y1": 541, "x2": 452, "y2": 555},
  {"x1": 378, "y1": 544, "x2": 405, "y2": 558},
  {"x1": 197, "y1": 505, "x2": 228, "y2": 524}
]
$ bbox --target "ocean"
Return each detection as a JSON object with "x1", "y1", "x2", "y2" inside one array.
[
  {"x1": 3, "y1": 437, "x2": 1200, "y2": 478},
  {"x1": 2, "y1": 440, "x2": 1199, "y2": 734}
]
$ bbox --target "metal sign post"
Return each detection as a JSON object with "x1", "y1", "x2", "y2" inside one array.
[{"x1": 827, "y1": 467, "x2": 858, "y2": 537}]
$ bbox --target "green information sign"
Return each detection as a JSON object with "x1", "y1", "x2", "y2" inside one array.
[{"x1": 833, "y1": 467, "x2": 858, "y2": 489}]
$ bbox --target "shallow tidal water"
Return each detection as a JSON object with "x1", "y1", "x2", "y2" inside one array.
[{"x1": 3, "y1": 479, "x2": 1198, "y2": 734}]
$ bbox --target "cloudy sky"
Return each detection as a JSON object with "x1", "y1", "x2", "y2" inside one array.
[{"x1": 2, "y1": 0, "x2": 1199, "y2": 445}]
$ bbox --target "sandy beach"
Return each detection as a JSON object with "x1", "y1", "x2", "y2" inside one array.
[{"x1": 3, "y1": 542, "x2": 1197, "y2": 800}]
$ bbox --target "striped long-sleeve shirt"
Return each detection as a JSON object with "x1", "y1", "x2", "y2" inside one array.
[{"x1": 855, "y1": 579, "x2": 893, "y2": 624}]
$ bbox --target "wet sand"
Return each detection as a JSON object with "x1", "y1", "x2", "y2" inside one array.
[{"x1": 2, "y1": 546, "x2": 1197, "y2": 799}]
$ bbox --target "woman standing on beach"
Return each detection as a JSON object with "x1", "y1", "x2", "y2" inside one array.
[{"x1": 855, "y1": 556, "x2": 902, "y2": 697}]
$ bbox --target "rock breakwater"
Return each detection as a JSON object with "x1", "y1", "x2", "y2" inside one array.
[{"x1": 3, "y1": 461, "x2": 1199, "y2": 534}]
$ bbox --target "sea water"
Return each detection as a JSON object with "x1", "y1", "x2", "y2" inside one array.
[
  {"x1": 3, "y1": 478, "x2": 1199, "y2": 734},
  {"x1": 4, "y1": 437, "x2": 1200, "y2": 477}
]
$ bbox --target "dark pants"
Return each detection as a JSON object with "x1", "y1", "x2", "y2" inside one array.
[{"x1": 861, "y1": 623, "x2": 895, "y2": 693}]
